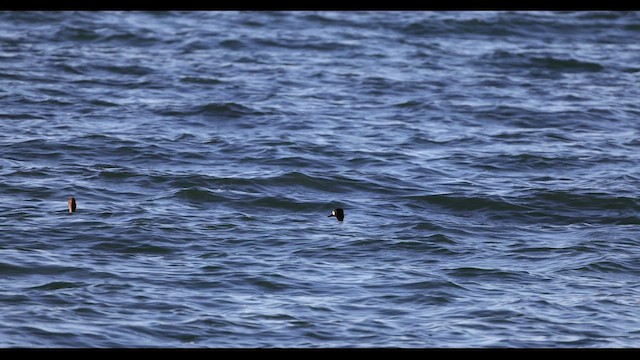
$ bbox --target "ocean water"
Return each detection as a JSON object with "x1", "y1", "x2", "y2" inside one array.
[{"x1": 1, "y1": 11, "x2": 640, "y2": 348}]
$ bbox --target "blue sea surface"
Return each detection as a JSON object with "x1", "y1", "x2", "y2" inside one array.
[{"x1": 1, "y1": 11, "x2": 640, "y2": 347}]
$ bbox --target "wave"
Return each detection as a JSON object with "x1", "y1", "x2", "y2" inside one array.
[
  {"x1": 154, "y1": 102, "x2": 267, "y2": 118},
  {"x1": 404, "y1": 193, "x2": 527, "y2": 212},
  {"x1": 402, "y1": 189, "x2": 640, "y2": 226},
  {"x1": 484, "y1": 50, "x2": 604, "y2": 73},
  {"x1": 179, "y1": 76, "x2": 224, "y2": 85},
  {"x1": 530, "y1": 56, "x2": 603, "y2": 72},
  {"x1": 175, "y1": 186, "x2": 231, "y2": 204},
  {"x1": 572, "y1": 258, "x2": 640, "y2": 276},
  {"x1": 29, "y1": 281, "x2": 87, "y2": 291}
]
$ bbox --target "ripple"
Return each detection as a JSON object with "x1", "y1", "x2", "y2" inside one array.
[
  {"x1": 2, "y1": 10, "x2": 640, "y2": 348},
  {"x1": 29, "y1": 281, "x2": 87, "y2": 291}
]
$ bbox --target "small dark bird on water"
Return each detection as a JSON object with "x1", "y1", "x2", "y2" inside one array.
[
  {"x1": 68, "y1": 197, "x2": 76, "y2": 213},
  {"x1": 328, "y1": 208, "x2": 344, "y2": 222}
]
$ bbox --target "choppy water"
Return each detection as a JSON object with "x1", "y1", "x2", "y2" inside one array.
[{"x1": 1, "y1": 11, "x2": 640, "y2": 348}]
